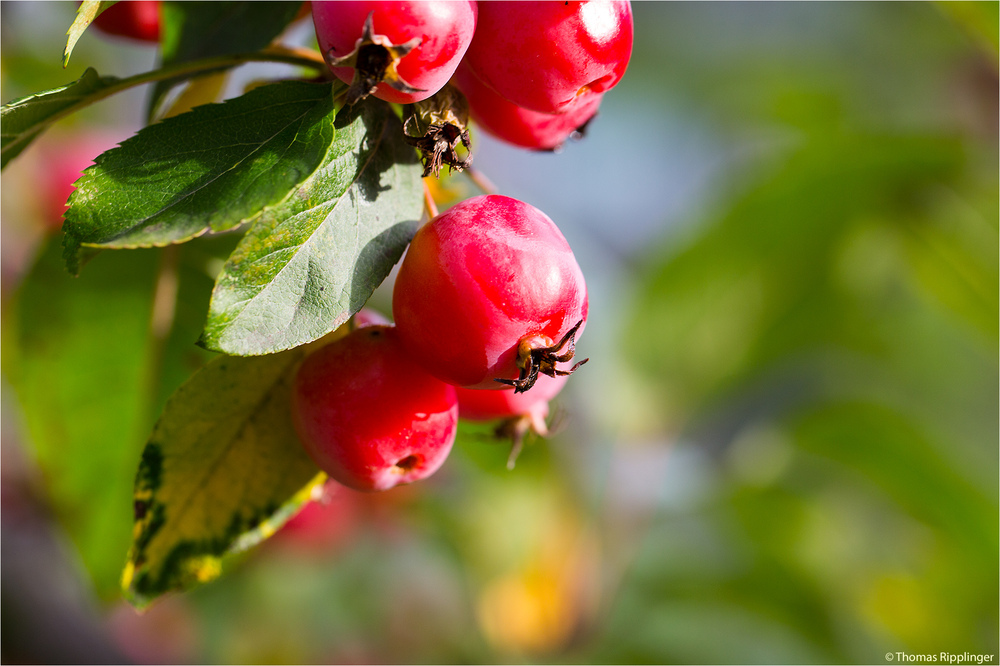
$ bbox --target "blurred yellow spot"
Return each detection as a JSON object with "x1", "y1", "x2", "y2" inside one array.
[
  {"x1": 121, "y1": 560, "x2": 136, "y2": 590},
  {"x1": 863, "y1": 574, "x2": 932, "y2": 644},
  {"x1": 161, "y1": 73, "x2": 228, "y2": 120},
  {"x1": 475, "y1": 509, "x2": 599, "y2": 656},
  {"x1": 188, "y1": 556, "x2": 223, "y2": 584},
  {"x1": 423, "y1": 173, "x2": 466, "y2": 209},
  {"x1": 477, "y1": 567, "x2": 575, "y2": 655}
]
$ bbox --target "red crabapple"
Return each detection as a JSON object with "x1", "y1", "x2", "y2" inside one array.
[
  {"x1": 291, "y1": 325, "x2": 458, "y2": 492},
  {"x1": 91, "y1": 1, "x2": 161, "y2": 43},
  {"x1": 312, "y1": 0, "x2": 477, "y2": 105},
  {"x1": 276, "y1": 481, "x2": 360, "y2": 552},
  {"x1": 392, "y1": 195, "x2": 588, "y2": 392},
  {"x1": 462, "y1": 1, "x2": 633, "y2": 114},
  {"x1": 457, "y1": 374, "x2": 569, "y2": 468},
  {"x1": 452, "y1": 63, "x2": 604, "y2": 151},
  {"x1": 458, "y1": 373, "x2": 568, "y2": 424}
]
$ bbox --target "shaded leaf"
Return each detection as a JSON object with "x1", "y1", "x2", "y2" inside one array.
[
  {"x1": 2, "y1": 241, "x2": 158, "y2": 599},
  {"x1": 791, "y1": 402, "x2": 998, "y2": 557},
  {"x1": 63, "y1": 81, "x2": 337, "y2": 273},
  {"x1": 937, "y1": 1, "x2": 999, "y2": 62},
  {"x1": 627, "y1": 133, "x2": 967, "y2": 420},
  {"x1": 201, "y1": 99, "x2": 423, "y2": 356},
  {"x1": 2, "y1": 236, "x2": 235, "y2": 598},
  {"x1": 63, "y1": 1, "x2": 117, "y2": 67},
  {"x1": 0, "y1": 67, "x2": 118, "y2": 169},
  {"x1": 150, "y1": 1, "x2": 304, "y2": 119},
  {"x1": 122, "y1": 349, "x2": 324, "y2": 608}
]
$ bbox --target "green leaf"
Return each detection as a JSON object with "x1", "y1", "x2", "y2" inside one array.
[
  {"x1": 62, "y1": 81, "x2": 337, "y2": 273},
  {"x1": 122, "y1": 349, "x2": 324, "y2": 608},
  {"x1": 791, "y1": 402, "x2": 998, "y2": 557},
  {"x1": 63, "y1": 1, "x2": 118, "y2": 67},
  {"x1": 3, "y1": 241, "x2": 158, "y2": 599},
  {"x1": 937, "y1": 1, "x2": 999, "y2": 62},
  {"x1": 201, "y1": 99, "x2": 423, "y2": 356},
  {"x1": 626, "y1": 132, "x2": 967, "y2": 421},
  {"x1": 3, "y1": 237, "x2": 240, "y2": 599},
  {"x1": 150, "y1": 1, "x2": 305, "y2": 119},
  {"x1": 0, "y1": 67, "x2": 118, "y2": 169}
]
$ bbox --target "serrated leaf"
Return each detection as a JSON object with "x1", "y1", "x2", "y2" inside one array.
[
  {"x1": 2, "y1": 237, "x2": 232, "y2": 598},
  {"x1": 150, "y1": 1, "x2": 304, "y2": 120},
  {"x1": 64, "y1": 1, "x2": 117, "y2": 67},
  {"x1": 62, "y1": 81, "x2": 337, "y2": 273},
  {"x1": 200, "y1": 100, "x2": 423, "y2": 356},
  {"x1": 122, "y1": 349, "x2": 324, "y2": 607},
  {"x1": 0, "y1": 67, "x2": 118, "y2": 169}
]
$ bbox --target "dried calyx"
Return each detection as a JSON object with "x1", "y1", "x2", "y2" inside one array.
[
  {"x1": 494, "y1": 410, "x2": 550, "y2": 470},
  {"x1": 329, "y1": 12, "x2": 425, "y2": 106},
  {"x1": 403, "y1": 85, "x2": 472, "y2": 177},
  {"x1": 496, "y1": 320, "x2": 589, "y2": 394}
]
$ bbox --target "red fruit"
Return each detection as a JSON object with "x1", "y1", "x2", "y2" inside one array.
[
  {"x1": 453, "y1": 63, "x2": 603, "y2": 151},
  {"x1": 462, "y1": 1, "x2": 632, "y2": 114},
  {"x1": 312, "y1": 0, "x2": 477, "y2": 105},
  {"x1": 392, "y1": 195, "x2": 588, "y2": 392},
  {"x1": 91, "y1": 1, "x2": 161, "y2": 43},
  {"x1": 276, "y1": 481, "x2": 360, "y2": 552},
  {"x1": 458, "y1": 374, "x2": 567, "y2": 423},
  {"x1": 458, "y1": 374, "x2": 568, "y2": 469},
  {"x1": 292, "y1": 325, "x2": 458, "y2": 492}
]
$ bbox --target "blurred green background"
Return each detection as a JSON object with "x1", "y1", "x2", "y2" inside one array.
[{"x1": 1, "y1": 2, "x2": 997, "y2": 664}]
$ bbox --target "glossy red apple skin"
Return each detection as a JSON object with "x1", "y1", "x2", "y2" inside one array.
[
  {"x1": 453, "y1": 62, "x2": 603, "y2": 151},
  {"x1": 392, "y1": 195, "x2": 588, "y2": 390},
  {"x1": 462, "y1": 0, "x2": 633, "y2": 114},
  {"x1": 312, "y1": 0, "x2": 478, "y2": 104},
  {"x1": 291, "y1": 325, "x2": 458, "y2": 492}
]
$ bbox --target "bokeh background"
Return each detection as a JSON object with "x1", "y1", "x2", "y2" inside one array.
[{"x1": 2, "y1": 2, "x2": 997, "y2": 663}]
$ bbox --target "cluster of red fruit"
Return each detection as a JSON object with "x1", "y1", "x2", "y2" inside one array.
[
  {"x1": 300, "y1": 0, "x2": 634, "y2": 491},
  {"x1": 87, "y1": 1, "x2": 633, "y2": 492},
  {"x1": 292, "y1": 194, "x2": 588, "y2": 491},
  {"x1": 91, "y1": 1, "x2": 634, "y2": 151},
  {"x1": 314, "y1": 0, "x2": 634, "y2": 150}
]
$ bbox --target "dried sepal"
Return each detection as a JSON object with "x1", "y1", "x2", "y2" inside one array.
[
  {"x1": 328, "y1": 12, "x2": 425, "y2": 106},
  {"x1": 496, "y1": 319, "x2": 589, "y2": 394},
  {"x1": 402, "y1": 84, "x2": 473, "y2": 177}
]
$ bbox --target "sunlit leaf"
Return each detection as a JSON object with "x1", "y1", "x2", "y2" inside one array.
[
  {"x1": 63, "y1": 0, "x2": 117, "y2": 67},
  {"x1": 122, "y1": 349, "x2": 325, "y2": 608},
  {"x1": 200, "y1": 99, "x2": 423, "y2": 356},
  {"x1": 62, "y1": 81, "x2": 337, "y2": 273},
  {"x1": 0, "y1": 67, "x2": 118, "y2": 169}
]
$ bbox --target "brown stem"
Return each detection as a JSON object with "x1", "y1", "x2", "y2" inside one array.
[
  {"x1": 465, "y1": 166, "x2": 498, "y2": 195},
  {"x1": 423, "y1": 181, "x2": 440, "y2": 219}
]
